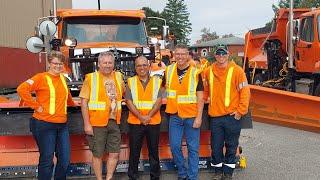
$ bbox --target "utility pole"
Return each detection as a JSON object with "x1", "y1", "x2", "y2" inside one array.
[
  {"x1": 146, "y1": 17, "x2": 169, "y2": 41},
  {"x1": 288, "y1": 0, "x2": 294, "y2": 69},
  {"x1": 98, "y1": 0, "x2": 101, "y2": 10}
]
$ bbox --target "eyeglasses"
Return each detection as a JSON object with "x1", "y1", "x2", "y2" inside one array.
[
  {"x1": 175, "y1": 53, "x2": 188, "y2": 57},
  {"x1": 50, "y1": 62, "x2": 64, "y2": 66},
  {"x1": 136, "y1": 64, "x2": 149, "y2": 68}
]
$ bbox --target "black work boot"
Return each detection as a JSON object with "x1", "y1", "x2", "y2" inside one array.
[{"x1": 212, "y1": 172, "x2": 223, "y2": 180}]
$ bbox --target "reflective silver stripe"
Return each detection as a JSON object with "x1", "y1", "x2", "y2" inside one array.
[
  {"x1": 177, "y1": 95, "x2": 197, "y2": 104},
  {"x1": 88, "y1": 72, "x2": 120, "y2": 111},
  {"x1": 166, "y1": 64, "x2": 178, "y2": 99},
  {"x1": 209, "y1": 67, "x2": 214, "y2": 106},
  {"x1": 88, "y1": 72, "x2": 107, "y2": 111},
  {"x1": 45, "y1": 75, "x2": 55, "y2": 115},
  {"x1": 59, "y1": 74, "x2": 68, "y2": 114},
  {"x1": 129, "y1": 77, "x2": 139, "y2": 107},
  {"x1": 166, "y1": 90, "x2": 176, "y2": 98},
  {"x1": 117, "y1": 101, "x2": 122, "y2": 110},
  {"x1": 188, "y1": 67, "x2": 197, "y2": 94},
  {"x1": 91, "y1": 72, "x2": 98, "y2": 102},
  {"x1": 225, "y1": 67, "x2": 234, "y2": 107},
  {"x1": 129, "y1": 76, "x2": 154, "y2": 110},
  {"x1": 224, "y1": 163, "x2": 236, "y2": 168},
  {"x1": 26, "y1": 79, "x2": 34, "y2": 85},
  {"x1": 167, "y1": 63, "x2": 176, "y2": 89},
  {"x1": 239, "y1": 81, "x2": 248, "y2": 90},
  {"x1": 152, "y1": 76, "x2": 161, "y2": 102},
  {"x1": 115, "y1": 71, "x2": 122, "y2": 95},
  {"x1": 88, "y1": 102, "x2": 106, "y2": 110},
  {"x1": 210, "y1": 163, "x2": 223, "y2": 167}
]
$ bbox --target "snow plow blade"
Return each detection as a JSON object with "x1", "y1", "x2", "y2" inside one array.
[{"x1": 250, "y1": 85, "x2": 320, "y2": 133}]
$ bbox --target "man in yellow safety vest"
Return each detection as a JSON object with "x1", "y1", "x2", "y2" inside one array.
[
  {"x1": 126, "y1": 56, "x2": 163, "y2": 180},
  {"x1": 80, "y1": 51, "x2": 125, "y2": 180}
]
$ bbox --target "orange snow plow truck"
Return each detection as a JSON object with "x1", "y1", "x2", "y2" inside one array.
[
  {"x1": 0, "y1": 8, "x2": 246, "y2": 178},
  {"x1": 244, "y1": 8, "x2": 320, "y2": 96},
  {"x1": 242, "y1": 8, "x2": 320, "y2": 134}
]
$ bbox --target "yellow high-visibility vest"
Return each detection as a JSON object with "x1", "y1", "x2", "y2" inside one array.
[{"x1": 45, "y1": 74, "x2": 68, "y2": 115}]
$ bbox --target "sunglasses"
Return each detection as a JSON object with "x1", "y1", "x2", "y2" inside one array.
[{"x1": 215, "y1": 51, "x2": 228, "y2": 56}]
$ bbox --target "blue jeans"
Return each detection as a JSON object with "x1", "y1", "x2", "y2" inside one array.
[
  {"x1": 169, "y1": 115, "x2": 200, "y2": 180},
  {"x1": 210, "y1": 115, "x2": 241, "y2": 175},
  {"x1": 30, "y1": 118, "x2": 70, "y2": 180}
]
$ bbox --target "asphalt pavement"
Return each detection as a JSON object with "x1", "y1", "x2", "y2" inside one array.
[
  {"x1": 20, "y1": 122, "x2": 320, "y2": 180},
  {"x1": 114, "y1": 122, "x2": 320, "y2": 180}
]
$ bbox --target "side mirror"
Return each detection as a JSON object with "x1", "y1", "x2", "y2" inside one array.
[
  {"x1": 39, "y1": 20, "x2": 57, "y2": 36},
  {"x1": 293, "y1": 20, "x2": 300, "y2": 43}
]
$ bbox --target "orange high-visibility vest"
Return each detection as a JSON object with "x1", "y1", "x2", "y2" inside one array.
[
  {"x1": 165, "y1": 63, "x2": 199, "y2": 118},
  {"x1": 127, "y1": 76, "x2": 162, "y2": 124},
  {"x1": 87, "y1": 71, "x2": 123, "y2": 126}
]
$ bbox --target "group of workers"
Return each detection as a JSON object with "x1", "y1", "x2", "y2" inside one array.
[{"x1": 17, "y1": 44, "x2": 250, "y2": 180}]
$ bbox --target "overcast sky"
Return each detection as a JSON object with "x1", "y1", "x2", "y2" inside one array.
[{"x1": 72, "y1": 0, "x2": 279, "y2": 44}]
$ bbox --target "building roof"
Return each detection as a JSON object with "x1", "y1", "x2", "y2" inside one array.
[{"x1": 191, "y1": 36, "x2": 244, "y2": 48}]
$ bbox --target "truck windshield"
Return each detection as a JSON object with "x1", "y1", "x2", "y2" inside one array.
[{"x1": 64, "y1": 16, "x2": 147, "y2": 45}]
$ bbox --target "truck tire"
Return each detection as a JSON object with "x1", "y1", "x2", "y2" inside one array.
[{"x1": 253, "y1": 73, "x2": 264, "y2": 85}]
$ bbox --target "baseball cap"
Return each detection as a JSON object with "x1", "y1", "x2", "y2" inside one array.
[{"x1": 214, "y1": 44, "x2": 229, "y2": 56}]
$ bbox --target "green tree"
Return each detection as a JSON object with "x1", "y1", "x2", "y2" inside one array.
[
  {"x1": 273, "y1": 0, "x2": 320, "y2": 12},
  {"x1": 222, "y1": 33, "x2": 235, "y2": 38},
  {"x1": 300, "y1": 0, "x2": 320, "y2": 7},
  {"x1": 198, "y1": 28, "x2": 219, "y2": 42},
  {"x1": 142, "y1": 7, "x2": 163, "y2": 37},
  {"x1": 162, "y1": 0, "x2": 192, "y2": 45},
  {"x1": 265, "y1": 0, "x2": 320, "y2": 30}
]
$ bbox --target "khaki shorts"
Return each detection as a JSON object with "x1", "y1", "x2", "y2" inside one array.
[{"x1": 86, "y1": 120, "x2": 121, "y2": 157}]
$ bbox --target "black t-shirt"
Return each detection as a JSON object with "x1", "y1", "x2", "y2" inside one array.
[{"x1": 162, "y1": 65, "x2": 203, "y2": 91}]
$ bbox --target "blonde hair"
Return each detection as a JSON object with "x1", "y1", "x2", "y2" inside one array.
[{"x1": 47, "y1": 51, "x2": 66, "y2": 63}]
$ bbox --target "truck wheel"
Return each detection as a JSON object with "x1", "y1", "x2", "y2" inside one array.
[
  {"x1": 314, "y1": 83, "x2": 320, "y2": 96},
  {"x1": 253, "y1": 74, "x2": 264, "y2": 85}
]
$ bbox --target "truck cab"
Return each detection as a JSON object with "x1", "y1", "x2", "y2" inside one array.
[
  {"x1": 295, "y1": 10, "x2": 320, "y2": 73},
  {"x1": 58, "y1": 10, "x2": 155, "y2": 88},
  {"x1": 27, "y1": 9, "x2": 156, "y2": 93}
]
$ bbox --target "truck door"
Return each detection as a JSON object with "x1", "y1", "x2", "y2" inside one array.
[
  {"x1": 295, "y1": 16, "x2": 316, "y2": 72},
  {"x1": 315, "y1": 15, "x2": 320, "y2": 72}
]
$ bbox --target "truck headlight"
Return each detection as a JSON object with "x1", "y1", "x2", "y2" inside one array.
[
  {"x1": 64, "y1": 38, "x2": 77, "y2": 47},
  {"x1": 135, "y1": 47, "x2": 143, "y2": 55},
  {"x1": 83, "y1": 48, "x2": 91, "y2": 56}
]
